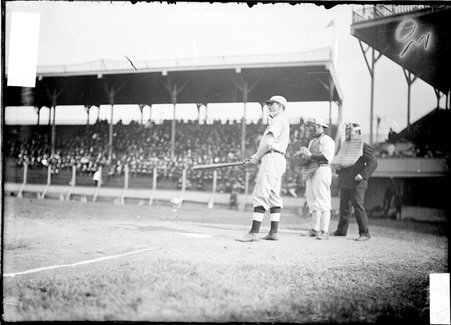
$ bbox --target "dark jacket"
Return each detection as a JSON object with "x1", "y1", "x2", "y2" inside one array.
[{"x1": 337, "y1": 142, "x2": 378, "y2": 189}]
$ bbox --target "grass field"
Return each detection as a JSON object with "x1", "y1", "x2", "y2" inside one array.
[{"x1": 2, "y1": 196, "x2": 448, "y2": 322}]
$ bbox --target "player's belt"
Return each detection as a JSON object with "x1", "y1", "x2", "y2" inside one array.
[{"x1": 264, "y1": 149, "x2": 285, "y2": 156}]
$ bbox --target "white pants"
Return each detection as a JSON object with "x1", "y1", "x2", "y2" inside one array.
[
  {"x1": 305, "y1": 165, "x2": 332, "y2": 213},
  {"x1": 252, "y1": 153, "x2": 286, "y2": 210}
]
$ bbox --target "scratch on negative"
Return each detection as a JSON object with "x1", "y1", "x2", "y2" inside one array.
[{"x1": 125, "y1": 55, "x2": 138, "y2": 71}]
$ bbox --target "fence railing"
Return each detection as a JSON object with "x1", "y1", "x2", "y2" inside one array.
[
  {"x1": 14, "y1": 162, "x2": 251, "y2": 211},
  {"x1": 352, "y1": 5, "x2": 431, "y2": 24}
]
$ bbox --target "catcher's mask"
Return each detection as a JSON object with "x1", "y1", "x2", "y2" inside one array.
[{"x1": 345, "y1": 123, "x2": 361, "y2": 141}]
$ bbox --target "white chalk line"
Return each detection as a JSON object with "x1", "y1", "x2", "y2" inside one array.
[
  {"x1": 181, "y1": 233, "x2": 213, "y2": 238},
  {"x1": 3, "y1": 247, "x2": 157, "y2": 278}
]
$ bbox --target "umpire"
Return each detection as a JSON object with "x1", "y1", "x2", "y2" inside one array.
[{"x1": 332, "y1": 123, "x2": 377, "y2": 241}]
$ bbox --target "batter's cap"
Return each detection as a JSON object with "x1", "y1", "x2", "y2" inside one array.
[{"x1": 265, "y1": 95, "x2": 287, "y2": 108}]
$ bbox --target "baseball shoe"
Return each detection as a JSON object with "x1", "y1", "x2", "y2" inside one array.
[
  {"x1": 236, "y1": 232, "x2": 260, "y2": 242},
  {"x1": 316, "y1": 231, "x2": 329, "y2": 240},
  {"x1": 331, "y1": 231, "x2": 346, "y2": 236},
  {"x1": 355, "y1": 234, "x2": 371, "y2": 241},
  {"x1": 261, "y1": 232, "x2": 279, "y2": 241},
  {"x1": 309, "y1": 229, "x2": 320, "y2": 237}
]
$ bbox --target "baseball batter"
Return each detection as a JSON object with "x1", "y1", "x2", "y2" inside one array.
[
  {"x1": 298, "y1": 119, "x2": 335, "y2": 240},
  {"x1": 237, "y1": 95, "x2": 290, "y2": 242}
]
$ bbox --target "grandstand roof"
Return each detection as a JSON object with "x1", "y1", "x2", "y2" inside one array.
[
  {"x1": 351, "y1": 5, "x2": 451, "y2": 93},
  {"x1": 5, "y1": 47, "x2": 343, "y2": 107},
  {"x1": 397, "y1": 108, "x2": 451, "y2": 155}
]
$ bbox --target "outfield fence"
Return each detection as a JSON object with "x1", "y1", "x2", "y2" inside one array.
[
  {"x1": 7, "y1": 161, "x2": 446, "y2": 221},
  {"x1": 8, "y1": 162, "x2": 260, "y2": 211}
]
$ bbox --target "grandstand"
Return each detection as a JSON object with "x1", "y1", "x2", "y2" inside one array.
[
  {"x1": 351, "y1": 4, "x2": 450, "y2": 221},
  {"x1": 3, "y1": 118, "x2": 330, "y2": 209},
  {"x1": 5, "y1": 48, "x2": 343, "y2": 160},
  {"x1": 3, "y1": 4, "x2": 449, "y2": 323},
  {"x1": 351, "y1": 5, "x2": 450, "y2": 143},
  {"x1": 3, "y1": 5, "x2": 449, "y2": 221},
  {"x1": 4, "y1": 47, "x2": 343, "y2": 210}
]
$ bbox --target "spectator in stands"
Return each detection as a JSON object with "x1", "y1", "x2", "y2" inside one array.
[
  {"x1": 386, "y1": 142, "x2": 395, "y2": 156},
  {"x1": 424, "y1": 145, "x2": 433, "y2": 158},
  {"x1": 388, "y1": 128, "x2": 397, "y2": 144}
]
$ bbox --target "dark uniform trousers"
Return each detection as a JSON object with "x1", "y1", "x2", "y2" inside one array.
[
  {"x1": 335, "y1": 142, "x2": 377, "y2": 236},
  {"x1": 336, "y1": 188, "x2": 369, "y2": 236}
]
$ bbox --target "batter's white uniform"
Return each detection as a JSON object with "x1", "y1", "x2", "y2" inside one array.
[
  {"x1": 305, "y1": 134, "x2": 335, "y2": 214},
  {"x1": 252, "y1": 111, "x2": 290, "y2": 210}
]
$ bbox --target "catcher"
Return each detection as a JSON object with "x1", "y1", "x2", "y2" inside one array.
[{"x1": 296, "y1": 118, "x2": 335, "y2": 240}]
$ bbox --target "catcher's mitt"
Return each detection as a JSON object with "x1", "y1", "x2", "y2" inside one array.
[{"x1": 297, "y1": 157, "x2": 311, "y2": 167}]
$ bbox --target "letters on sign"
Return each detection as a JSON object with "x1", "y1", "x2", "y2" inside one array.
[{"x1": 395, "y1": 18, "x2": 431, "y2": 58}]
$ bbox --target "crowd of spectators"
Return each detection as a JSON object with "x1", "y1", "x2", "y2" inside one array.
[
  {"x1": 7, "y1": 125, "x2": 109, "y2": 176},
  {"x1": 8, "y1": 115, "x2": 447, "y2": 195},
  {"x1": 376, "y1": 127, "x2": 438, "y2": 158},
  {"x1": 5, "y1": 118, "x2": 314, "y2": 195}
]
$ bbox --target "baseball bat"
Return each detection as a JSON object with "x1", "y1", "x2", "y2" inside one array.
[{"x1": 192, "y1": 161, "x2": 245, "y2": 171}]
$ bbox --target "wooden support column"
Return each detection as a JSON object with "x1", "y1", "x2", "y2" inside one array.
[
  {"x1": 164, "y1": 77, "x2": 187, "y2": 159},
  {"x1": 313, "y1": 70, "x2": 337, "y2": 138},
  {"x1": 196, "y1": 103, "x2": 203, "y2": 124},
  {"x1": 239, "y1": 171, "x2": 250, "y2": 212},
  {"x1": 40, "y1": 165, "x2": 52, "y2": 199},
  {"x1": 84, "y1": 104, "x2": 94, "y2": 146},
  {"x1": 34, "y1": 106, "x2": 42, "y2": 126},
  {"x1": 333, "y1": 100, "x2": 343, "y2": 151},
  {"x1": 139, "y1": 104, "x2": 152, "y2": 124},
  {"x1": 46, "y1": 86, "x2": 65, "y2": 157},
  {"x1": 48, "y1": 105, "x2": 51, "y2": 126},
  {"x1": 181, "y1": 168, "x2": 187, "y2": 199},
  {"x1": 447, "y1": 91, "x2": 450, "y2": 110},
  {"x1": 376, "y1": 116, "x2": 381, "y2": 145},
  {"x1": 51, "y1": 104, "x2": 56, "y2": 156},
  {"x1": 171, "y1": 88, "x2": 177, "y2": 159},
  {"x1": 259, "y1": 102, "x2": 266, "y2": 124},
  {"x1": 337, "y1": 100, "x2": 343, "y2": 130},
  {"x1": 233, "y1": 77, "x2": 257, "y2": 160},
  {"x1": 149, "y1": 167, "x2": 157, "y2": 205},
  {"x1": 138, "y1": 104, "x2": 146, "y2": 125},
  {"x1": 85, "y1": 105, "x2": 93, "y2": 128},
  {"x1": 434, "y1": 88, "x2": 443, "y2": 109},
  {"x1": 241, "y1": 81, "x2": 247, "y2": 160},
  {"x1": 402, "y1": 68, "x2": 417, "y2": 128},
  {"x1": 208, "y1": 170, "x2": 217, "y2": 209},
  {"x1": 66, "y1": 165, "x2": 77, "y2": 200},
  {"x1": 109, "y1": 102, "x2": 114, "y2": 161},
  {"x1": 104, "y1": 82, "x2": 125, "y2": 161},
  {"x1": 17, "y1": 162, "x2": 28, "y2": 198},
  {"x1": 358, "y1": 40, "x2": 382, "y2": 146},
  {"x1": 120, "y1": 164, "x2": 129, "y2": 204},
  {"x1": 328, "y1": 75, "x2": 335, "y2": 130}
]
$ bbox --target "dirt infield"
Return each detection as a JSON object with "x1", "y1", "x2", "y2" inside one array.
[{"x1": 2, "y1": 197, "x2": 448, "y2": 322}]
